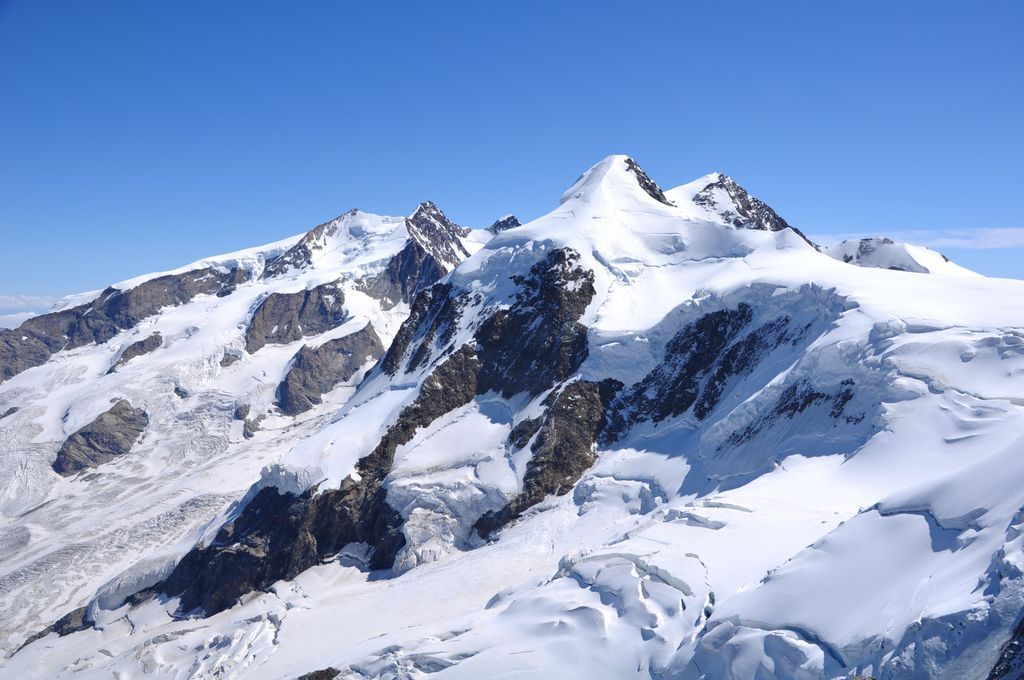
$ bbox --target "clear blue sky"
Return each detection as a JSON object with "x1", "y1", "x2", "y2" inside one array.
[{"x1": 2, "y1": 0, "x2": 1023, "y2": 300}]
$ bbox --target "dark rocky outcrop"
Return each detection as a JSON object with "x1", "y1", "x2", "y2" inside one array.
[
  {"x1": 277, "y1": 324, "x2": 384, "y2": 416},
  {"x1": 1, "y1": 267, "x2": 249, "y2": 383},
  {"x1": 234, "y1": 403, "x2": 264, "y2": 440},
  {"x1": 1, "y1": 406, "x2": 18, "y2": 419},
  {"x1": 382, "y1": 248, "x2": 595, "y2": 394},
  {"x1": 385, "y1": 247, "x2": 605, "y2": 537},
  {"x1": 357, "y1": 237, "x2": 448, "y2": 310},
  {"x1": 693, "y1": 174, "x2": 815, "y2": 245},
  {"x1": 694, "y1": 174, "x2": 792, "y2": 232},
  {"x1": 403, "y1": 201, "x2": 471, "y2": 271},
  {"x1": 379, "y1": 283, "x2": 475, "y2": 377},
  {"x1": 154, "y1": 345, "x2": 480, "y2": 616},
  {"x1": 612, "y1": 305, "x2": 754, "y2": 433},
  {"x1": 0, "y1": 333, "x2": 50, "y2": 383},
  {"x1": 380, "y1": 283, "x2": 459, "y2": 376},
  {"x1": 475, "y1": 379, "x2": 621, "y2": 537},
  {"x1": 52, "y1": 400, "x2": 149, "y2": 476},
  {"x1": 603, "y1": 289, "x2": 857, "y2": 446},
  {"x1": 486, "y1": 215, "x2": 521, "y2": 234},
  {"x1": 989, "y1": 616, "x2": 1024, "y2": 679},
  {"x1": 604, "y1": 301, "x2": 837, "y2": 441},
  {"x1": 297, "y1": 669, "x2": 341, "y2": 680},
  {"x1": 693, "y1": 316, "x2": 791, "y2": 420},
  {"x1": 624, "y1": 157, "x2": 674, "y2": 206},
  {"x1": 507, "y1": 416, "x2": 543, "y2": 450},
  {"x1": 107, "y1": 332, "x2": 162, "y2": 373},
  {"x1": 725, "y1": 378, "x2": 860, "y2": 447},
  {"x1": 244, "y1": 282, "x2": 346, "y2": 353},
  {"x1": 147, "y1": 248, "x2": 600, "y2": 615},
  {"x1": 17, "y1": 606, "x2": 92, "y2": 652},
  {"x1": 357, "y1": 201, "x2": 471, "y2": 309},
  {"x1": 475, "y1": 248, "x2": 595, "y2": 398}
]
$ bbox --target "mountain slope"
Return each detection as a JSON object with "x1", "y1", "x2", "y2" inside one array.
[
  {"x1": 0, "y1": 201, "x2": 480, "y2": 657},
  {"x1": 823, "y1": 236, "x2": 979, "y2": 276},
  {"x1": 4, "y1": 156, "x2": 1024, "y2": 680}
]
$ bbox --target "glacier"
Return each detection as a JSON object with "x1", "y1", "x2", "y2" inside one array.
[{"x1": 2, "y1": 156, "x2": 1024, "y2": 679}]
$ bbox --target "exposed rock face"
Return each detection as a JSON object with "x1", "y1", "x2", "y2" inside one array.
[
  {"x1": 234, "y1": 403, "x2": 264, "y2": 440},
  {"x1": 155, "y1": 346, "x2": 480, "y2": 616},
  {"x1": 694, "y1": 174, "x2": 792, "y2": 233},
  {"x1": 297, "y1": 669, "x2": 340, "y2": 680},
  {"x1": 244, "y1": 282, "x2": 346, "y2": 353},
  {"x1": 476, "y1": 248, "x2": 595, "y2": 397},
  {"x1": 724, "y1": 378, "x2": 859, "y2": 447},
  {"x1": 277, "y1": 324, "x2": 385, "y2": 416},
  {"x1": 379, "y1": 283, "x2": 470, "y2": 377},
  {"x1": 107, "y1": 332, "x2": 162, "y2": 373},
  {"x1": 625, "y1": 157, "x2": 674, "y2": 206},
  {"x1": 150, "y1": 249, "x2": 599, "y2": 615},
  {"x1": 357, "y1": 201, "x2": 471, "y2": 309},
  {"x1": 0, "y1": 266, "x2": 249, "y2": 382},
  {"x1": 693, "y1": 174, "x2": 815, "y2": 246},
  {"x1": 52, "y1": 400, "x2": 149, "y2": 476},
  {"x1": 486, "y1": 215, "x2": 521, "y2": 234},
  {"x1": 17, "y1": 606, "x2": 91, "y2": 651},
  {"x1": 475, "y1": 379, "x2": 620, "y2": 537},
  {"x1": 610, "y1": 305, "x2": 754, "y2": 432},
  {"x1": 0, "y1": 333, "x2": 49, "y2": 383},
  {"x1": 357, "y1": 237, "x2": 448, "y2": 309},
  {"x1": 606, "y1": 302, "x2": 827, "y2": 438},
  {"x1": 989, "y1": 619, "x2": 1024, "y2": 679},
  {"x1": 1, "y1": 406, "x2": 18, "y2": 419},
  {"x1": 403, "y1": 201, "x2": 471, "y2": 271},
  {"x1": 383, "y1": 248, "x2": 595, "y2": 393}
]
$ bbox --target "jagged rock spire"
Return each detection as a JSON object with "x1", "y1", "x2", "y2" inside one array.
[{"x1": 405, "y1": 201, "x2": 471, "y2": 272}]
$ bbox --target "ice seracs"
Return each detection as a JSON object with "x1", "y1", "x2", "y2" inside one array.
[{"x1": 4, "y1": 155, "x2": 1024, "y2": 680}]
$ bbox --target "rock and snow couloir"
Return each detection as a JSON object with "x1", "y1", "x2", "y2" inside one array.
[{"x1": 3, "y1": 156, "x2": 1024, "y2": 679}]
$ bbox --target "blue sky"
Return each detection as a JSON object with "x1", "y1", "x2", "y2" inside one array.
[{"x1": 2, "y1": 0, "x2": 1022, "y2": 305}]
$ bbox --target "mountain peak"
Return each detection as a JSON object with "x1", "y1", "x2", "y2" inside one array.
[
  {"x1": 405, "y1": 200, "x2": 471, "y2": 272},
  {"x1": 823, "y1": 237, "x2": 978, "y2": 276},
  {"x1": 560, "y1": 155, "x2": 674, "y2": 208},
  {"x1": 691, "y1": 173, "x2": 793, "y2": 233},
  {"x1": 261, "y1": 209, "x2": 366, "y2": 278}
]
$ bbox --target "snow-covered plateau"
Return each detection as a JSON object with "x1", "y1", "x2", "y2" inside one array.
[{"x1": 3, "y1": 155, "x2": 1024, "y2": 679}]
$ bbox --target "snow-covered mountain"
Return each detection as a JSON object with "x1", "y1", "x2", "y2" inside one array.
[
  {"x1": 4, "y1": 156, "x2": 1024, "y2": 680},
  {"x1": 822, "y1": 236, "x2": 979, "y2": 276}
]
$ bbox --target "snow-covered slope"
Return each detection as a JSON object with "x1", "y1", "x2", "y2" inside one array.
[
  {"x1": 4, "y1": 156, "x2": 1024, "y2": 680},
  {"x1": 0, "y1": 200, "x2": 481, "y2": 656},
  {"x1": 823, "y1": 236, "x2": 979, "y2": 276}
]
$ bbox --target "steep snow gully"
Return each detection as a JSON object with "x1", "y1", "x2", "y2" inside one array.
[{"x1": 3, "y1": 156, "x2": 1024, "y2": 679}]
